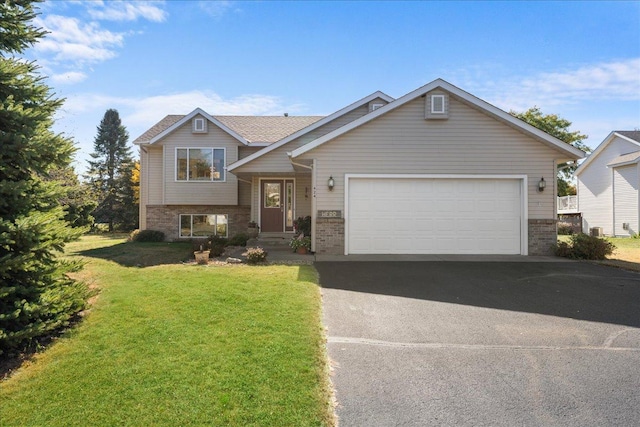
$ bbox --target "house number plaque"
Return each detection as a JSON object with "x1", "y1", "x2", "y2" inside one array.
[{"x1": 318, "y1": 210, "x2": 342, "y2": 218}]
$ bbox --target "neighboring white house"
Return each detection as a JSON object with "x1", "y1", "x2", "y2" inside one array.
[
  {"x1": 134, "y1": 79, "x2": 585, "y2": 255},
  {"x1": 576, "y1": 131, "x2": 640, "y2": 236}
]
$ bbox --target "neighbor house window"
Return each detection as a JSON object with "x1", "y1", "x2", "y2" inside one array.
[
  {"x1": 176, "y1": 148, "x2": 225, "y2": 181},
  {"x1": 180, "y1": 214, "x2": 228, "y2": 237}
]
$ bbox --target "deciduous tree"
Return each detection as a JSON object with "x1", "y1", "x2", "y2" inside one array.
[{"x1": 511, "y1": 107, "x2": 590, "y2": 196}]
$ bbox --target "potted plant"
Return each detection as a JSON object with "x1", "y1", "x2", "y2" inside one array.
[
  {"x1": 194, "y1": 243, "x2": 210, "y2": 265},
  {"x1": 289, "y1": 234, "x2": 311, "y2": 254}
]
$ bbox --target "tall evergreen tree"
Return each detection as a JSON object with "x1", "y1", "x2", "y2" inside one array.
[
  {"x1": 0, "y1": 0, "x2": 88, "y2": 355},
  {"x1": 86, "y1": 109, "x2": 137, "y2": 231}
]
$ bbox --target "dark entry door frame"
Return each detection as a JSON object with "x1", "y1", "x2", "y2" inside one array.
[{"x1": 260, "y1": 178, "x2": 295, "y2": 233}]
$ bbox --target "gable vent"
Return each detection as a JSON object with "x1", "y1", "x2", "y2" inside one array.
[
  {"x1": 425, "y1": 93, "x2": 449, "y2": 120},
  {"x1": 193, "y1": 117, "x2": 207, "y2": 133}
]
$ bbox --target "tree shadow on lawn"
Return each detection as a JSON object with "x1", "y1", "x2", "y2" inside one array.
[
  {"x1": 316, "y1": 261, "x2": 640, "y2": 328},
  {"x1": 74, "y1": 241, "x2": 193, "y2": 267}
]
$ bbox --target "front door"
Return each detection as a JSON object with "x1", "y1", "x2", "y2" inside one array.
[{"x1": 261, "y1": 180, "x2": 295, "y2": 232}]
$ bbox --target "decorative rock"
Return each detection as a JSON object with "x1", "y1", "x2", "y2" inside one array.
[{"x1": 226, "y1": 257, "x2": 243, "y2": 264}]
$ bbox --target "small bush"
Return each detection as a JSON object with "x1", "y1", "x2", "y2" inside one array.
[
  {"x1": 293, "y1": 216, "x2": 311, "y2": 237},
  {"x1": 228, "y1": 233, "x2": 249, "y2": 247},
  {"x1": 244, "y1": 247, "x2": 267, "y2": 264},
  {"x1": 129, "y1": 229, "x2": 165, "y2": 242},
  {"x1": 557, "y1": 225, "x2": 574, "y2": 236},
  {"x1": 209, "y1": 235, "x2": 228, "y2": 257},
  {"x1": 555, "y1": 233, "x2": 615, "y2": 260}
]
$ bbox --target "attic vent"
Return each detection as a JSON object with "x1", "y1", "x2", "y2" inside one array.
[
  {"x1": 193, "y1": 117, "x2": 207, "y2": 133},
  {"x1": 431, "y1": 95, "x2": 445, "y2": 114},
  {"x1": 425, "y1": 93, "x2": 449, "y2": 120},
  {"x1": 371, "y1": 103, "x2": 384, "y2": 111}
]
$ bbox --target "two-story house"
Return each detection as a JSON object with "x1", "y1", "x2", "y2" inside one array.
[{"x1": 134, "y1": 79, "x2": 585, "y2": 255}]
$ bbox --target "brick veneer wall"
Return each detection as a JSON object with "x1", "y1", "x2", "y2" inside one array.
[
  {"x1": 146, "y1": 205, "x2": 250, "y2": 241},
  {"x1": 315, "y1": 218, "x2": 344, "y2": 254},
  {"x1": 528, "y1": 219, "x2": 557, "y2": 256}
]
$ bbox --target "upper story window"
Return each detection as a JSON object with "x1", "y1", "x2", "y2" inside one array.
[
  {"x1": 176, "y1": 148, "x2": 225, "y2": 182},
  {"x1": 193, "y1": 117, "x2": 207, "y2": 133}
]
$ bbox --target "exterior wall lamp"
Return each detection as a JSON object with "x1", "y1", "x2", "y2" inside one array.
[
  {"x1": 328, "y1": 176, "x2": 335, "y2": 191},
  {"x1": 538, "y1": 177, "x2": 546, "y2": 192}
]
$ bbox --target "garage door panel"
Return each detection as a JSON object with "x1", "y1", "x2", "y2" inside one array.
[{"x1": 348, "y1": 178, "x2": 523, "y2": 255}]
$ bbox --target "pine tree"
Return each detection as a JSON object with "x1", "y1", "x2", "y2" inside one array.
[
  {"x1": 0, "y1": 0, "x2": 88, "y2": 355},
  {"x1": 86, "y1": 109, "x2": 138, "y2": 231}
]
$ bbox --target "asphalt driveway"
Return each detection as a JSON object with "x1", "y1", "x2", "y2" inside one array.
[{"x1": 317, "y1": 261, "x2": 640, "y2": 427}]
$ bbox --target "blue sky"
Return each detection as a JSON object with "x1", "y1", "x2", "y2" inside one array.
[{"x1": 27, "y1": 1, "x2": 640, "y2": 172}]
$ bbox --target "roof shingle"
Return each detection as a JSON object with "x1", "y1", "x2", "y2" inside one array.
[{"x1": 133, "y1": 114, "x2": 324, "y2": 145}]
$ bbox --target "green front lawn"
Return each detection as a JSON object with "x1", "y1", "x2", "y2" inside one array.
[{"x1": 0, "y1": 236, "x2": 333, "y2": 426}]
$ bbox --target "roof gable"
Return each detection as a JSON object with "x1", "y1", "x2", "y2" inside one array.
[
  {"x1": 575, "y1": 131, "x2": 640, "y2": 176},
  {"x1": 227, "y1": 91, "x2": 394, "y2": 171},
  {"x1": 134, "y1": 108, "x2": 250, "y2": 146},
  {"x1": 291, "y1": 79, "x2": 586, "y2": 160}
]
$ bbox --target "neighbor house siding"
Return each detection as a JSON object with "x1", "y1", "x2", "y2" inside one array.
[
  {"x1": 613, "y1": 164, "x2": 639, "y2": 236},
  {"x1": 577, "y1": 136, "x2": 640, "y2": 235},
  {"x1": 234, "y1": 104, "x2": 374, "y2": 174},
  {"x1": 160, "y1": 122, "x2": 240, "y2": 205},
  {"x1": 297, "y1": 95, "x2": 561, "y2": 219}
]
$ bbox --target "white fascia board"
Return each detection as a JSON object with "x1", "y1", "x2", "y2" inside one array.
[
  {"x1": 148, "y1": 108, "x2": 249, "y2": 146},
  {"x1": 227, "y1": 91, "x2": 394, "y2": 172},
  {"x1": 292, "y1": 78, "x2": 587, "y2": 160},
  {"x1": 575, "y1": 132, "x2": 640, "y2": 176}
]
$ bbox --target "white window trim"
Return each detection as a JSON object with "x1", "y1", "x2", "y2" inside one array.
[
  {"x1": 431, "y1": 94, "x2": 446, "y2": 114},
  {"x1": 193, "y1": 117, "x2": 207, "y2": 133},
  {"x1": 179, "y1": 213, "x2": 229, "y2": 238},
  {"x1": 175, "y1": 147, "x2": 227, "y2": 182}
]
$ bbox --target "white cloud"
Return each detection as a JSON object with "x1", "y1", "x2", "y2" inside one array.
[
  {"x1": 51, "y1": 71, "x2": 88, "y2": 84},
  {"x1": 86, "y1": 1, "x2": 168, "y2": 22},
  {"x1": 34, "y1": 15, "x2": 124, "y2": 63},
  {"x1": 482, "y1": 58, "x2": 640, "y2": 112},
  {"x1": 198, "y1": 1, "x2": 237, "y2": 18}
]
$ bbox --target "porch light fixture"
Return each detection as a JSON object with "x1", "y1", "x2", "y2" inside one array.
[
  {"x1": 538, "y1": 177, "x2": 546, "y2": 192},
  {"x1": 328, "y1": 176, "x2": 335, "y2": 191}
]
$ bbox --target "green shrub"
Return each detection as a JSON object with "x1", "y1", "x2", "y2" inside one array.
[
  {"x1": 557, "y1": 225, "x2": 574, "y2": 236},
  {"x1": 129, "y1": 229, "x2": 165, "y2": 242},
  {"x1": 244, "y1": 247, "x2": 268, "y2": 264},
  {"x1": 555, "y1": 233, "x2": 615, "y2": 260},
  {"x1": 293, "y1": 216, "x2": 311, "y2": 237},
  {"x1": 209, "y1": 235, "x2": 228, "y2": 257},
  {"x1": 227, "y1": 233, "x2": 249, "y2": 247}
]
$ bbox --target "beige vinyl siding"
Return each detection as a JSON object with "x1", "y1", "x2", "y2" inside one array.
[
  {"x1": 295, "y1": 175, "x2": 312, "y2": 218},
  {"x1": 238, "y1": 146, "x2": 261, "y2": 160},
  {"x1": 160, "y1": 122, "x2": 240, "y2": 205},
  {"x1": 235, "y1": 104, "x2": 372, "y2": 173},
  {"x1": 139, "y1": 147, "x2": 148, "y2": 229},
  {"x1": 578, "y1": 136, "x2": 640, "y2": 235},
  {"x1": 297, "y1": 95, "x2": 565, "y2": 219},
  {"x1": 613, "y1": 165, "x2": 639, "y2": 236},
  {"x1": 147, "y1": 146, "x2": 163, "y2": 204}
]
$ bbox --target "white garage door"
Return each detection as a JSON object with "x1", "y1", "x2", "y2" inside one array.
[{"x1": 347, "y1": 177, "x2": 523, "y2": 255}]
